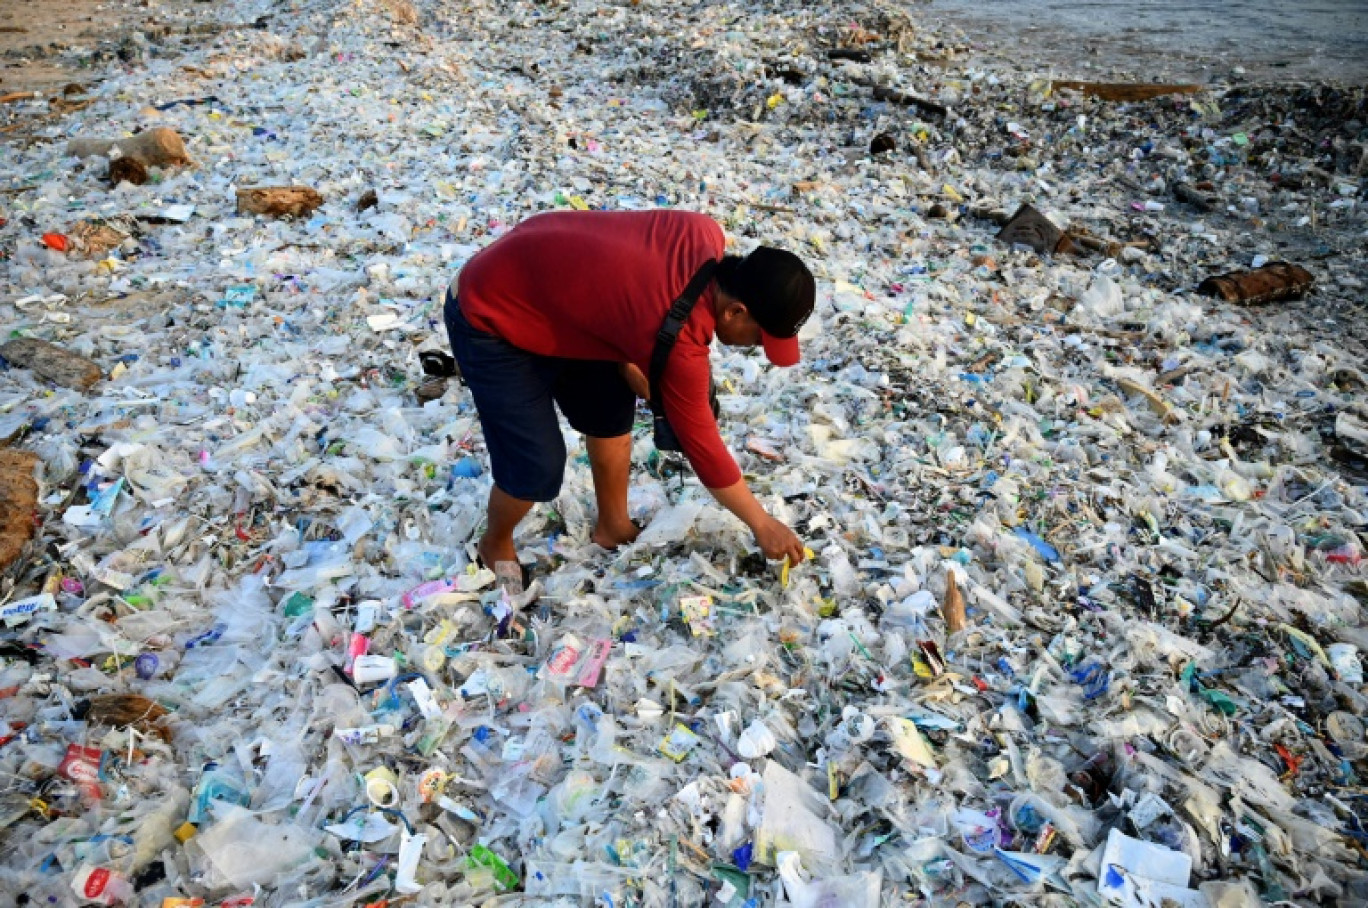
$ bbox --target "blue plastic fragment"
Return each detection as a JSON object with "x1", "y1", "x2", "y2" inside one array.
[
  {"x1": 1014, "y1": 527, "x2": 1061, "y2": 562},
  {"x1": 450, "y1": 457, "x2": 483, "y2": 478},
  {"x1": 1069, "y1": 660, "x2": 1112, "y2": 700}
]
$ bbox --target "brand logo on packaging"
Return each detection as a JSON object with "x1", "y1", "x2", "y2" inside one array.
[{"x1": 83, "y1": 868, "x2": 110, "y2": 897}]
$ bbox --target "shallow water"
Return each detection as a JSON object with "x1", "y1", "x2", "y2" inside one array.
[{"x1": 923, "y1": 0, "x2": 1368, "y2": 83}]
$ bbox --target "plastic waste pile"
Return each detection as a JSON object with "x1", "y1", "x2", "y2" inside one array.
[{"x1": 0, "y1": 0, "x2": 1365, "y2": 904}]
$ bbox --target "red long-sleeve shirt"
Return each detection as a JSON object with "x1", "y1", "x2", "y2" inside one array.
[{"x1": 455, "y1": 210, "x2": 742, "y2": 488}]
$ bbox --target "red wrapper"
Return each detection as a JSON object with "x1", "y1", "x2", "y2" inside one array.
[{"x1": 58, "y1": 743, "x2": 104, "y2": 800}]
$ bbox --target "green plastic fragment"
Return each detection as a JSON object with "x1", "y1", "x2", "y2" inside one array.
[
  {"x1": 282, "y1": 592, "x2": 313, "y2": 618},
  {"x1": 1201, "y1": 688, "x2": 1238, "y2": 716},
  {"x1": 468, "y1": 844, "x2": 519, "y2": 892}
]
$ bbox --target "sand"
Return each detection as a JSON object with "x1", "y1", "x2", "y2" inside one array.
[{"x1": 0, "y1": 0, "x2": 212, "y2": 95}]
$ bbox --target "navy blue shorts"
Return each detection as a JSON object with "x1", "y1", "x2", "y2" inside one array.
[{"x1": 445, "y1": 291, "x2": 636, "y2": 502}]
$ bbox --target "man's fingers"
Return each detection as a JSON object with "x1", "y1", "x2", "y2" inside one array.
[{"x1": 778, "y1": 531, "x2": 804, "y2": 565}]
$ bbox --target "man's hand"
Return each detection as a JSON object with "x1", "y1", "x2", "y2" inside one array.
[
  {"x1": 752, "y1": 515, "x2": 805, "y2": 564},
  {"x1": 706, "y1": 480, "x2": 804, "y2": 564},
  {"x1": 619, "y1": 363, "x2": 650, "y2": 400}
]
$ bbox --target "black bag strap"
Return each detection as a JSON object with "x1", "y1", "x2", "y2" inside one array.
[{"x1": 649, "y1": 260, "x2": 717, "y2": 417}]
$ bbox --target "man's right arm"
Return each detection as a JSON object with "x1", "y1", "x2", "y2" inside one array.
[
  {"x1": 662, "y1": 347, "x2": 806, "y2": 564},
  {"x1": 707, "y1": 479, "x2": 805, "y2": 563}
]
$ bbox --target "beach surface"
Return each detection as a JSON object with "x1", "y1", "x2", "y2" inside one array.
[{"x1": 0, "y1": 0, "x2": 1366, "y2": 903}]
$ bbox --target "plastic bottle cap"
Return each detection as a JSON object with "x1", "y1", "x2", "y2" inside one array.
[{"x1": 134, "y1": 653, "x2": 159, "y2": 680}]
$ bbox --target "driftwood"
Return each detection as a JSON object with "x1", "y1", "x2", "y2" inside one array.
[
  {"x1": 968, "y1": 205, "x2": 1010, "y2": 225},
  {"x1": 384, "y1": 0, "x2": 419, "y2": 25},
  {"x1": 1051, "y1": 81, "x2": 1202, "y2": 102},
  {"x1": 81, "y1": 694, "x2": 173, "y2": 742},
  {"x1": 1174, "y1": 182, "x2": 1215, "y2": 211},
  {"x1": 1197, "y1": 263, "x2": 1315, "y2": 306},
  {"x1": 0, "y1": 338, "x2": 102, "y2": 390},
  {"x1": 237, "y1": 186, "x2": 324, "y2": 218},
  {"x1": 0, "y1": 451, "x2": 38, "y2": 572},
  {"x1": 871, "y1": 85, "x2": 947, "y2": 119},
  {"x1": 1117, "y1": 377, "x2": 1180, "y2": 424},
  {"x1": 109, "y1": 156, "x2": 149, "y2": 186},
  {"x1": 942, "y1": 572, "x2": 967, "y2": 634},
  {"x1": 828, "y1": 48, "x2": 872, "y2": 63},
  {"x1": 67, "y1": 127, "x2": 191, "y2": 167},
  {"x1": 1066, "y1": 231, "x2": 1151, "y2": 258}
]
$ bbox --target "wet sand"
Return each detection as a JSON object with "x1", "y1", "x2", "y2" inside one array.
[{"x1": 923, "y1": 0, "x2": 1368, "y2": 84}]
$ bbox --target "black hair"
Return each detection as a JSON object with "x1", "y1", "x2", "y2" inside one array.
[
  {"x1": 714, "y1": 254, "x2": 746, "y2": 297},
  {"x1": 716, "y1": 247, "x2": 815, "y2": 337}
]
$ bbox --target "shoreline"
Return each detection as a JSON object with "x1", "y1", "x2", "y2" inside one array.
[{"x1": 920, "y1": 0, "x2": 1368, "y2": 86}]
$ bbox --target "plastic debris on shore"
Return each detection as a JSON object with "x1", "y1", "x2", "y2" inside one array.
[{"x1": 0, "y1": 0, "x2": 1365, "y2": 903}]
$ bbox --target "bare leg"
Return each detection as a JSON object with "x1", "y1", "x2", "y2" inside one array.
[
  {"x1": 586, "y1": 434, "x2": 639, "y2": 549},
  {"x1": 477, "y1": 485, "x2": 534, "y2": 567}
]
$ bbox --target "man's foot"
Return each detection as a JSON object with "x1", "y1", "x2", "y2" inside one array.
[
  {"x1": 477, "y1": 534, "x2": 525, "y2": 594},
  {"x1": 477, "y1": 533, "x2": 518, "y2": 568},
  {"x1": 591, "y1": 519, "x2": 640, "y2": 550}
]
